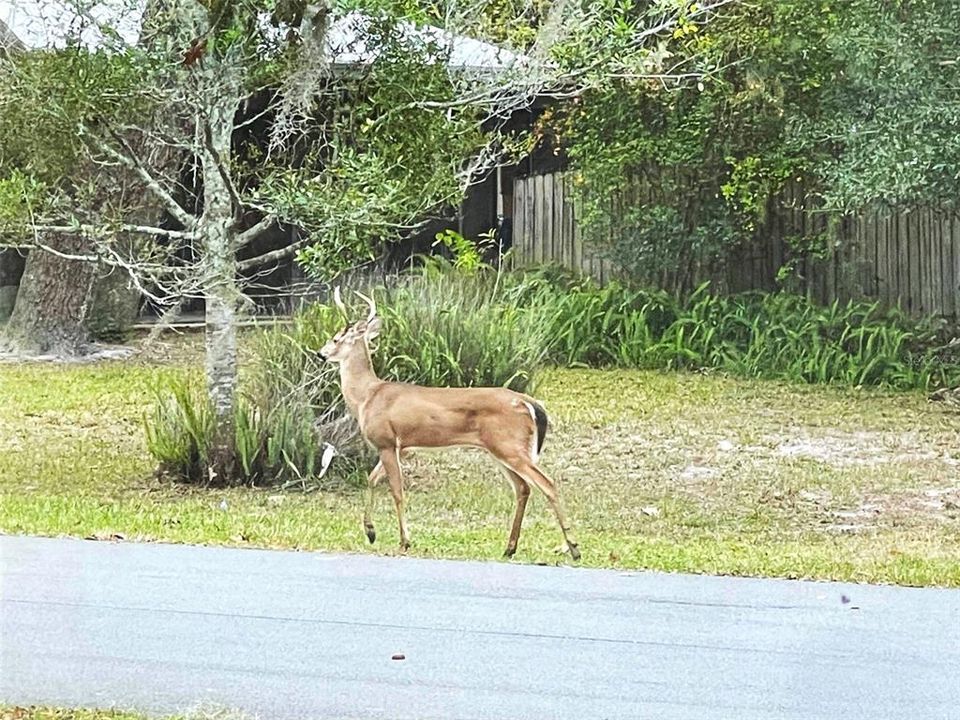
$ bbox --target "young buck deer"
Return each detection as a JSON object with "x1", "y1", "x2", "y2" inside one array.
[{"x1": 319, "y1": 288, "x2": 580, "y2": 560}]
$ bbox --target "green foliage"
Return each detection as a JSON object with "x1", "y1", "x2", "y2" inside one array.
[
  {"x1": 144, "y1": 378, "x2": 215, "y2": 481},
  {"x1": 375, "y1": 260, "x2": 550, "y2": 391},
  {"x1": 596, "y1": 203, "x2": 739, "y2": 289},
  {"x1": 144, "y1": 310, "x2": 358, "y2": 487},
  {"x1": 0, "y1": 49, "x2": 152, "y2": 182},
  {"x1": 0, "y1": 170, "x2": 47, "y2": 234},
  {"x1": 553, "y1": 0, "x2": 960, "y2": 284},
  {"x1": 791, "y1": 0, "x2": 960, "y2": 209},
  {"x1": 519, "y1": 273, "x2": 960, "y2": 390},
  {"x1": 432, "y1": 229, "x2": 489, "y2": 272},
  {"x1": 256, "y1": 10, "x2": 492, "y2": 279}
]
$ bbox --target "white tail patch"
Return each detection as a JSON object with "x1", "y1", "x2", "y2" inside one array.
[{"x1": 521, "y1": 400, "x2": 539, "y2": 462}]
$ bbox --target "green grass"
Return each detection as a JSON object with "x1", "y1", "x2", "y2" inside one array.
[{"x1": 2, "y1": 339, "x2": 960, "y2": 586}]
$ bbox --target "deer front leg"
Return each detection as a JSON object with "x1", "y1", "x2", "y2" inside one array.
[
  {"x1": 363, "y1": 461, "x2": 386, "y2": 544},
  {"x1": 379, "y1": 448, "x2": 410, "y2": 550}
]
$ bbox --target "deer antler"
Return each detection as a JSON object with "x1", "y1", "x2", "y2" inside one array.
[
  {"x1": 354, "y1": 290, "x2": 377, "y2": 322},
  {"x1": 332, "y1": 286, "x2": 348, "y2": 318}
]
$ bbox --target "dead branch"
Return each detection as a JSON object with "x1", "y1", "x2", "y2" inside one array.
[{"x1": 24, "y1": 223, "x2": 198, "y2": 242}]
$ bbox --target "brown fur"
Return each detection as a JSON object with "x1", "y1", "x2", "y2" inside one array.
[{"x1": 320, "y1": 311, "x2": 579, "y2": 560}]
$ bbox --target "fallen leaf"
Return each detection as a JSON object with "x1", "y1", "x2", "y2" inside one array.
[
  {"x1": 85, "y1": 532, "x2": 125, "y2": 542},
  {"x1": 391, "y1": 653, "x2": 406, "y2": 661}
]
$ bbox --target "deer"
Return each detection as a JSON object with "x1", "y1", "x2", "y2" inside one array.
[{"x1": 318, "y1": 287, "x2": 580, "y2": 561}]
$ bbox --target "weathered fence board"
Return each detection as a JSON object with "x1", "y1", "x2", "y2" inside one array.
[{"x1": 512, "y1": 172, "x2": 960, "y2": 317}]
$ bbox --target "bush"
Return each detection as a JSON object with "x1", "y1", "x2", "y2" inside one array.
[
  {"x1": 145, "y1": 304, "x2": 358, "y2": 487},
  {"x1": 521, "y1": 274, "x2": 960, "y2": 390},
  {"x1": 376, "y1": 261, "x2": 550, "y2": 391}
]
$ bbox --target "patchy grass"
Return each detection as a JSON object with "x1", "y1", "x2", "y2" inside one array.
[
  {"x1": 2, "y1": 337, "x2": 959, "y2": 586},
  {"x1": 0, "y1": 708, "x2": 244, "y2": 720},
  {"x1": 0, "y1": 710, "x2": 149, "y2": 720}
]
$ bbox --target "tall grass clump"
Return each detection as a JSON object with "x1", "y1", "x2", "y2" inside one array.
[
  {"x1": 145, "y1": 305, "x2": 357, "y2": 487},
  {"x1": 655, "y1": 290, "x2": 960, "y2": 389},
  {"x1": 375, "y1": 259, "x2": 551, "y2": 391},
  {"x1": 519, "y1": 271, "x2": 960, "y2": 390},
  {"x1": 513, "y1": 271, "x2": 677, "y2": 367}
]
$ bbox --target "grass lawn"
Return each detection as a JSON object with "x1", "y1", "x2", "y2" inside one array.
[
  {"x1": 1, "y1": 708, "x2": 233, "y2": 720},
  {"x1": 1, "y1": 710, "x2": 146, "y2": 720},
  {"x1": 2, "y1": 334, "x2": 959, "y2": 586}
]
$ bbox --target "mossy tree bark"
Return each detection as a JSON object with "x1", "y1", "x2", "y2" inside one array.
[{"x1": 0, "y1": 235, "x2": 97, "y2": 355}]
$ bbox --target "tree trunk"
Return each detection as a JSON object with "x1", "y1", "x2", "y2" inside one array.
[
  {"x1": 0, "y1": 236, "x2": 97, "y2": 356},
  {"x1": 203, "y1": 242, "x2": 239, "y2": 483},
  {"x1": 200, "y1": 78, "x2": 243, "y2": 483},
  {"x1": 0, "y1": 248, "x2": 26, "y2": 321},
  {"x1": 86, "y1": 264, "x2": 142, "y2": 342}
]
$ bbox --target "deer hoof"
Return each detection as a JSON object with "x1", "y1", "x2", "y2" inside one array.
[
  {"x1": 365, "y1": 527, "x2": 376, "y2": 544},
  {"x1": 503, "y1": 546, "x2": 517, "y2": 558},
  {"x1": 569, "y1": 543, "x2": 581, "y2": 561}
]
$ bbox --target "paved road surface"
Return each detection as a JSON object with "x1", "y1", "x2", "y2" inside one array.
[{"x1": 2, "y1": 535, "x2": 958, "y2": 719}]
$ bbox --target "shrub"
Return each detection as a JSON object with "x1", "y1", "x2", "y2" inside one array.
[
  {"x1": 144, "y1": 377, "x2": 213, "y2": 482},
  {"x1": 145, "y1": 306, "x2": 358, "y2": 487},
  {"x1": 376, "y1": 260, "x2": 550, "y2": 391},
  {"x1": 522, "y1": 275, "x2": 960, "y2": 390}
]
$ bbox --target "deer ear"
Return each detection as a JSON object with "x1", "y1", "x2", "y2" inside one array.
[{"x1": 364, "y1": 316, "x2": 382, "y2": 340}]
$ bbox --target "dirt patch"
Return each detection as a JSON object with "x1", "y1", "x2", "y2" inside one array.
[
  {"x1": 803, "y1": 485, "x2": 960, "y2": 534},
  {"x1": 771, "y1": 430, "x2": 954, "y2": 468},
  {"x1": 0, "y1": 343, "x2": 136, "y2": 364}
]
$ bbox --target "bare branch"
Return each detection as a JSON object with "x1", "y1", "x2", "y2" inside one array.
[
  {"x1": 237, "y1": 238, "x2": 307, "y2": 272},
  {"x1": 236, "y1": 214, "x2": 279, "y2": 248},
  {"x1": 27, "y1": 223, "x2": 198, "y2": 242}
]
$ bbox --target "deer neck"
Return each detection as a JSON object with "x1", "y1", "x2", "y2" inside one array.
[{"x1": 339, "y1": 342, "x2": 380, "y2": 417}]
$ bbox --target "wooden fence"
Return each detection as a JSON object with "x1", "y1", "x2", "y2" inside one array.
[{"x1": 511, "y1": 172, "x2": 960, "y2": 317}]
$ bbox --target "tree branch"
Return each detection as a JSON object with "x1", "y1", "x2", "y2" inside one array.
[
  {"x1": 202, "y1": 118, "x2": 244, "y2": 220},
  {"x1": 236, "y1": 237, "x2": 306, "y2": 272},
  {"x1": 27, "y1": 223, "x2": 198, "y2": 241},
  {"x1": 90, "y1": 133, "x2": 198, "y2": 231},
  {"x1": 236, "y1": 214, "x2": 279, "y2": 248}
]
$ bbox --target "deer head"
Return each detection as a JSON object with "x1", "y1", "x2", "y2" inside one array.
[{"x1": 318, "y1": 287, "x2": 382, "y2": 363}]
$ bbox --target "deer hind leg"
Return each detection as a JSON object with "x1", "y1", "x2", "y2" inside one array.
[
  {"x1": 501, "y1": 468, "x2": 531, "y2": 558},
  {"x1": 363, "y1": 461, "x2": 386, "y2": 544},
  {"x1": 504, "y1": 458, "x2": 580, "y2": 561},
  {"x1": 380, "y1": 447, "x2": 410, "y2": 550}
]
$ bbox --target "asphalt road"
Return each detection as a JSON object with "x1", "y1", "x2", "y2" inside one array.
[{"x1": 2, "y1": 535, "x2": 958, "y2": 719}]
